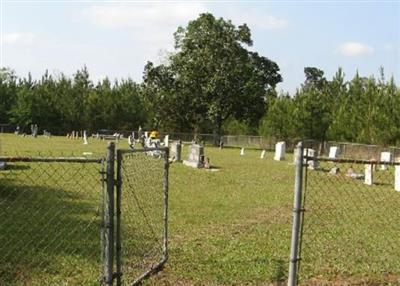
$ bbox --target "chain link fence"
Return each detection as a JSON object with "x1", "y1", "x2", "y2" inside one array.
[
  {"x1": 0, "y1": 155, "x2": 105, "y2": 286},
  {"x1": 116, "y1": 148, "x2": 169, "y2": 285},
  {"x1": 0, "y1": 144, "x2": 169, "y2": 286},
  {"x1": 289, "y1": 141, "x2": 400, "y2": 285}
]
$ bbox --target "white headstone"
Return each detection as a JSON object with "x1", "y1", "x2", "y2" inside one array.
[
  {"x1": 83, "y1": 130, "x2": 88, "y2": 145},
  {"x1": 380, "y1": 152, "x2": 392, "y2": 170},
  {"x1": 303, "y1": 148, "x2": 315, "y2": 158},
  {"x1": 395, "y1": 165, "x2": 400, "y2": 192},
  {"x1": 307, "y1": 160, "x2": 319, "y2": 170},
  {"x1": 240, "y1": 148, "x2": 245, "y2": 156},
  {"x1": 144, "y1": 131, "x2": 149, "y2": 139},
  {"x1": 274, "y1": 141, "x2": 286, "y2": 161},
  {"x1": 164, "y1": 135, "x2": 169, "y2": 147},
  {"x1": 170, "y1": 141, "x2": 182, "y2": 162},
  {"x1": 128, "y1": 136, "x2": 133, "y2": 146},
  {"x1": 260, "y1": 150, "x2": 266, "y2": 159},
  {"x1": 303, "y1": 148, "x2": 316, "y2": 164},
  {"x1": 329, "y1": 146, "x2": 339, "y2": 159},
  {"x1": 364, "y1": 164, "x2": 373, "y2": 185},
  {"x1": 183, "y1": 144, "x2": 204, "y2": 168}
]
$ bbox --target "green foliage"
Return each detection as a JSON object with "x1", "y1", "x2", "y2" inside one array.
[
  {"x1": 264, "y1": 67, "x2": 400, "y2": 145},
  {"x1": 142, "y1": 13, "x2": 282, "y2": 137},
  {"x1": 3, "y1": 67, "x2": 146, "y2": 134},
  {"x1": 259, "y1": 94, "x2": 295, "y2": 140}
]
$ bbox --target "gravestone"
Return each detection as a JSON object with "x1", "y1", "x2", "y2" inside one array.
[
  {"x1": 380, "y1": 152, "x2": 392, "y2": 170},
  {"x1": 395, "y1": 165, "x2": 400, "y2": 192},
  {"x1": 364, "y1": 164, "x2": 373, "y2": 185},
  {"x1": 260, "y1": 150, "x2": 266, "y2": 159},
  {"x1": 329, "y1": 167, "x2": 340, "y2": 175},
  {"x1": 240, "y1": 148, "x2": 245, "y2": 156},
  {"x1": 164, "y1": 135, "x2": 169, "y2": 147},
  {"x1": 303, "y1": 148, "x2": 315, "y2": 159},
  {"x1": 329, "y1": 146, "x2": 339, "y2": 159},
  {"x1": 83, "y1": 130, "x2": 88, "y2": 145},
  {"x1": 274, "y1": 141, "x2": 285, "y2": 161},
  {"x1": 170, "y1": 141, "x2": 182, "y2": 162},
  {"x1": 183, "y1": 144, "x2": 204, "y2": 168}
]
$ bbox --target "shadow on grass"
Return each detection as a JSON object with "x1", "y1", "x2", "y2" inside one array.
[
  {"x1": 1, "y1": 163, "x2": 31, "y2": 171},
  {"x1": 0, "y1": 169, "x2": 102, "y2": 285}
]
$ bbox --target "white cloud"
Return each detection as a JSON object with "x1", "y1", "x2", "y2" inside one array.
[
  {"x1": 2, "y1": 33, "x2": 35, "y2": 45},
  {"x1": 82, "y1": 3, "x2": 207, "y2": 53},
  {"x1": 339, "y1": 42, "x2": 374, "y2": 57},
  {"x1": 83, "y1": 4, "x2": 207, "y2": 29}
]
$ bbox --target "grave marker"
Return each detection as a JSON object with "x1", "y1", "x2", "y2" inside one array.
[
  {"x1": 83, "y1": 130, "x2": 88, "y2": 145},
  {"x1": 364, "y1": 164, "x2": 373, "y2": 185},
  {"x1": 260, "y1": 150, "x2": 266, "y2": 159},
  {"x1": 329, "y1": 146, "x2": 339, "y2": 159},
  {"x1": 240, "y1": 148, "x2": 245, "y2": 156},
  {"x1": 164, "y1": 135, "x2": 169, "y2": 147},
  {"x1": 183, "y1": 144, "x2": 204, "y2": 168},
  {"x1": 274, "y1": 141, "x2": 285, "y2": 161},
  {"x1": 170, "y1": 141, "x2": 182, "y2": 162},
  {"x1": 380, "y1": 152, "x2": 392, "y2": 170}
]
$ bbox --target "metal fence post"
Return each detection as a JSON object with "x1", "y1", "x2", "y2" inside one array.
[
  {"x1": 104, "y1": 142, "x2": 115, "y2": 285},
  {"x1": 163, "y1": 148, "x2": 170, "y2": 261},
  {"x1": 288, "y1": 141, "x2": 304, "y2": 286},
  {"x1": 115, "y1": 150, "x2": 122, "y2": 286}
]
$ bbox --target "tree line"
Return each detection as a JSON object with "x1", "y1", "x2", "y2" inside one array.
[
  {"x1": 0, "y1": 13, "x2": 398, "y2": 145},
  {"x1": 260, "y1": 67, "x2": 400, "y2": 146}
]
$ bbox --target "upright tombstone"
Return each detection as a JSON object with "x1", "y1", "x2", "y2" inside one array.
[
  {"x1": 395, "y1": 165, "x2": 400, "y2": 192},
  {"x1": 240, "y1": 148, "x2": 245, "y2": 156},
  {"x1": 329, "y1": 146, "x2": 339, "y2": 159},
  {"x1": 144, "y1": 131, "x2": 149, "y2": 139},
  {"x1": 164, "y1": 135, "x2": 169, "y2": 147},
  {"x1": 170, "y1": 141, "x2": 182, "y2": 162},
  {"x1": 274, "y1": 141, "x2": 286, "y2": 161},
  {"x1": 183, "y1": 144, "x2": 204, "y2": 168},
  {"x1": 83, "y1": 130, "x2": 88, "y2": 145},
  {"x1": 364, "y1": 164, "x2": 373, "y2": 185},
  {"x1": 260, "y1": 150, "x2": 266, "y2": 159},
  {"x1": 380, "y1": 152, "x2": 392, "y2": 171}
]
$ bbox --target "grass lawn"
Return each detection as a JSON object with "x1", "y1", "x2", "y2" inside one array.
[{"x1": 0, "y1": 133, "x2": 399, "y2": 285}]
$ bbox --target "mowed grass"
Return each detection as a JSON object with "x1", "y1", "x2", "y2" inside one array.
[{"x1": 0, "y1": 133, "x2": 400, "y2": 285}]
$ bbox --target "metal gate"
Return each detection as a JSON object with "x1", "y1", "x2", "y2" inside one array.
[
  {"x1": 0, "y1": 143, "x2": 169, "y2": 286},
  {"x1": 114, "y1": 147, "x2": 169, "y2": 285}
]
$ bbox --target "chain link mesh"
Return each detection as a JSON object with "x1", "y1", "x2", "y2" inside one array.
[
  {"x1": 0, "y1": 156, "x2": 104, "y2": 286},
  {"x1": 118, "y1": 150, "x2": 168, "y2": 285},
  {"x1": 299, "y1": 152, "x2": 400, "y2": 284}
]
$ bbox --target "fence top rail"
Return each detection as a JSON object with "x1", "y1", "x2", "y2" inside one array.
[
  {"x1": 0, "y1": 156, "x2": 104, "y2": 163},
  {"x1": 118, "y1": 147, "x2": 169, "y2": 155},
  {"x1": 309, "y1": 156, "x2": 400, "y2": 166}
]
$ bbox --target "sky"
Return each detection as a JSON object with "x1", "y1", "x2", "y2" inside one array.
[{"x1": 1, "y1": 0, "x2": 399, "y2": 94}]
